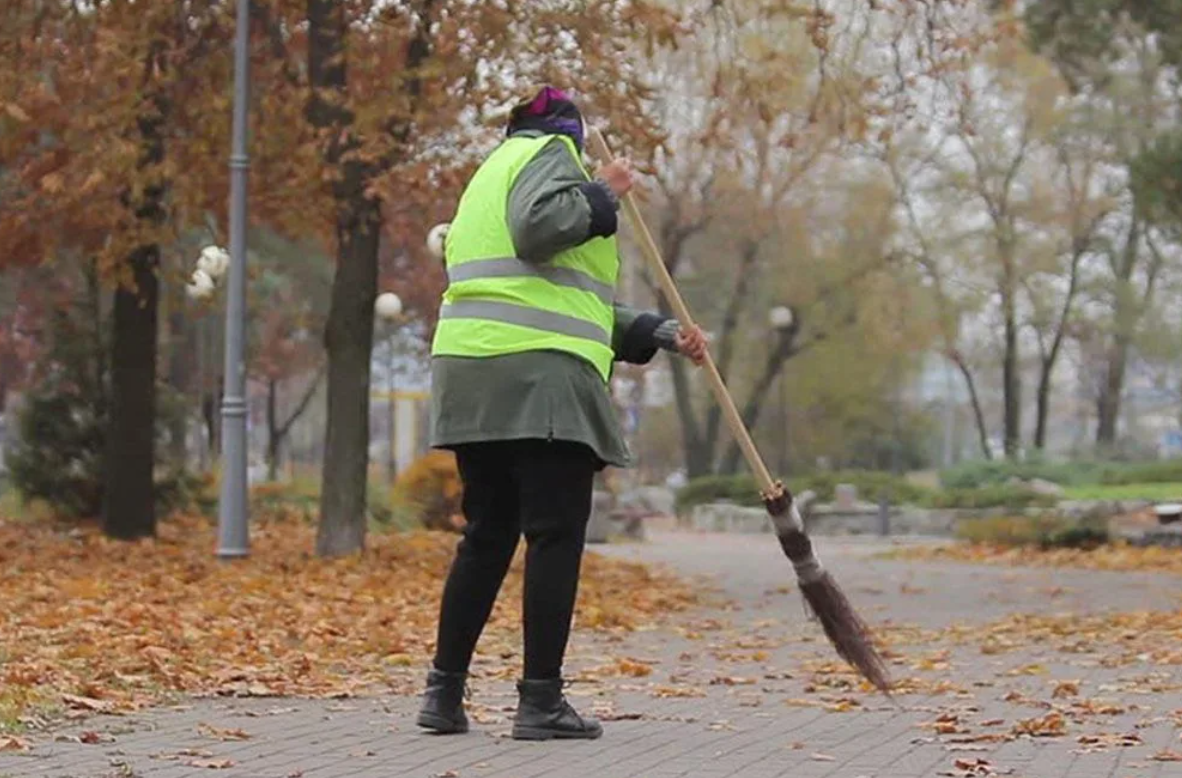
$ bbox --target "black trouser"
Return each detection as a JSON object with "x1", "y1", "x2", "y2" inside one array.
[{"x1": 432, "y1": 439, "x2": 598, "y2": 680}]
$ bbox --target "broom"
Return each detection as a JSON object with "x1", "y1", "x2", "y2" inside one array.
[{"x1": 588, "y1": 128, "x2": 891, "y2": 693}]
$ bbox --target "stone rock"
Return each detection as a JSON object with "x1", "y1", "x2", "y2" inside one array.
[
  {"x1": 1027, "y1": 478, "x2": 1065, "y2": 497},
  {"x1": 618, "y1": 486, "x2": 675, "y2": 518},
  {"x1": 833, "y1": 484, "x2": 858, "y2": 511}
]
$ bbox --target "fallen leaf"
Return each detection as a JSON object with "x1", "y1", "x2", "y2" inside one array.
[
  {"x1": 198, "y1": 723, "x2": 251, "y2": 741},
  {"x1": 1151, "y1": 749, "x2": 1182, "y2": 761},
  {"x1": 810, "y1": 752, "x2": 836, "y2": 761},
  {"x1": 710, "y1": 675, "x2": 756, "y2": 686},
  {"x1": 1052, "y1": 680, "x2": 1080, "y2": 698},
  {"x1": 78, "y1": 730, "x2": 103, "y2": 744},
  {"x1": 61, "y1": 693, "x2": 112, "y2": 712},
  {"x1": 4, "y1": 103, "x2": 30, "y2": 122},
  {"x1": 0, "y1": 520, "x2": 699, "y2": 720},
  {"x1": 615, "y1": 658, "x2": 653, "y2": 677},
  {"x1": 651, "y1": 685, "x2": 705, "y2": 698},
  {"x1": 184, "y1": 758, "x2": 236, "y2": 769},
  {"x1": 1012, "y1": 712, "x2": 1066, "y2": 738},
  {"x1": 0, "y1": 735, "x2": 31, "y2": 752}
]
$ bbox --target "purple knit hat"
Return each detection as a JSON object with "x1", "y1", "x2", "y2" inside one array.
[{"x1": 506, "y1": 86, "x2": 585, "y2": 149}]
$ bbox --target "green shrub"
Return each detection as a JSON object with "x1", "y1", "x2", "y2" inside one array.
[
  {"x1": 673, "y1": 474, "x2": 761, "y2": 513},
  {"x1": 1097, "y1": 459, "x2": 1182, "y2": 485},
  {"x1": 939, "y1": 458, "x2": 1103, "y2": 489},
  {"x1": 920, "y1": 484, "x2": 1059, "y2": 510},
  {"x1": 6, "y1": 307, "x2": 193, "y2": 519},
  {"x1": 791, "y1": 470, "x2": 931, "y2": 505},
  {"x1": 941, "y1": 457, "x2": 1182, "y2": 490}
]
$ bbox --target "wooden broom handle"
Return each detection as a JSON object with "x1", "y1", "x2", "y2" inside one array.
[{"x1": 589, "y1": 128, "x2": 779, "y2": 495}]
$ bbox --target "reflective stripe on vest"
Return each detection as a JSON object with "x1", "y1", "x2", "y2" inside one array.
[
  {"x1": 439, "y1": 300, "x2": 610, "y2": 346},
  {"x1": 445, "y1": 257, "x2": 615, "y2": 306},
  {"x1": 431, "y1": 133, "x2": 618, "y2": 381}
]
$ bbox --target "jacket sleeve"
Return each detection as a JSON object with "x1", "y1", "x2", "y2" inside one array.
[
  {"x1": 612, "y1": 304, "x2": 681, "y2": 365},
  {"x1": 507, "y1": 138, "x2": 619, "y2": 263}
]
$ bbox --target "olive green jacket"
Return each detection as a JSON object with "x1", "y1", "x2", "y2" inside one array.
[{"x1": 430, "y1": 131, "x2": 678, "y2": 467}]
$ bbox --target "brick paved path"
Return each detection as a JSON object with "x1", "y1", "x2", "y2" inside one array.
[{"x1": 3, "y1": 532, "x2": 1181, "y2": 778}]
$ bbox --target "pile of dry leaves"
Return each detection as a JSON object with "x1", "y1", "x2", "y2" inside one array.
[
  {"x1": 885, "y1": 542, "x2": 1182, "y2": 573},
  {"x1": 0, "y1": 515, "x2": 697, "y2": 720}
]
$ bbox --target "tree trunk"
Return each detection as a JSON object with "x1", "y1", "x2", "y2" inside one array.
[
  {"x1": 952, "y1": 353, "x2": 992, "y2": 460},
  {"x1": 1001, "y1": 284, "x2": 1020, "y2": 460},
  {"x1": 102, "y1": 243, "x2": 160, "y2": 538},
  {"x1": 202, "y1": 384, "x2": 219, "y2": 461},
  {"x1": 167, "y1": 308, "x2": 193, "y2": 467},
  {"x1": 719, "y1": 325, "x2": 798, "y2": 475},
  {"x1": 1097, "y1": 217, "x2": 1143, "y2": 450},
  {"x1": 308, "y1": 0, "x2": 384, "y2": 556},
  {"x1": 316, "y1": 213, "x2": 381, "y2": 555},
  {"x1": 702, "y1": 242, "x2": 760, "y2": 471},
  {"x1": 1096, "y1": 340, "x2": 1129, "y2": 448},
  {"x1": 1034, "y1": 360, "x2": 1053, "y2": 451},
  {"x1": 266, "y1": 378, "x2": 280, "y2": 482},
  {"x1": 102, "y1": 91, "x2": 166, "y2": 539}
]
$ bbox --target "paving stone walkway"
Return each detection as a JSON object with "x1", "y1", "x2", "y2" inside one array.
[{"x1": 3, "y1": 532, "x2": 1181, "y2": 778}]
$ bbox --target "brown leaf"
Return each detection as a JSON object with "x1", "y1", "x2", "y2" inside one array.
[
  {"x1": 1151, "y1": 749, "x2": 1182, "y2": 761},
  {"x1": 62, "y1": 693, "x2": 111, "y2": 712},
  {"x1": 78, "y1": 730, "x2": 103, "y2": 744},
  {"x1": 4, "y1": 103, "x2": 30, "y2": 122},
  {"x1": 1012, "y1": 712, "x2": 1066, "y2": 738},
  {"x1": 0, "y1": 735, "x2": 31, "y2": 752},
  {"x1": 185, "y1": 758, "x2": 236, "y2": 769},
  {"x1": 198, "y1": 723, "x2": 251, "y2": 741}
]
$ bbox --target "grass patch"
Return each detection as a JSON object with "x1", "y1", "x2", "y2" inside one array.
[{"x1": 1061, "y1": 482, "x2": 1182, "y2": 501}]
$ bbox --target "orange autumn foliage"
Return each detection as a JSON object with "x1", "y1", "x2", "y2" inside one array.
[
  {"x1": 0, "y1": 513, "x2": 697, "y2": 718},
  {"x1": 394, "y1": 451, "x2": 464, "y2": 532}
]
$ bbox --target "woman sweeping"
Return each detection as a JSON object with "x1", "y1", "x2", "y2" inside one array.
[{"x1": 418, "y1": 86, "x2": 707, "y2": 741}]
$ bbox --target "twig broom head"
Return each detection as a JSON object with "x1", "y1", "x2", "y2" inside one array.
[{"x1": 765, "y1": 488, "x2": 892, "y2": 693}]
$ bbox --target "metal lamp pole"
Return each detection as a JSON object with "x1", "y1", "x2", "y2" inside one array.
[
  {"x1": 375, "y1": 293, "x2": 404, "y2": 484},
  {"x1": 769, "y1": 306, "x2": 794, "y2": 475},
  {"x1": 217, "y1": 0, "x2": 252, "y2": 559}
]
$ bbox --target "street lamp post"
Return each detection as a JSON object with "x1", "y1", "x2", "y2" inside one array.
[
  {"x1": 217, "y1": 0, "x2": 252, "y2": 559},
  {"x1": 375, "y1": 292, "x2": 403, "y2": 484},
  {"x1": 769, "y1": 305, "x2": 793, "y2": 476}
]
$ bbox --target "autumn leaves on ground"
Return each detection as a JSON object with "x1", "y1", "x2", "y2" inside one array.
[{"x1": 0, "y1": 515, "x2": 697, "y2": 728}]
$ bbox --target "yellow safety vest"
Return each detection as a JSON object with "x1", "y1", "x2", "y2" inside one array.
[{"x1": 430, "y1": 134, "x2": 618, "y2": 381}]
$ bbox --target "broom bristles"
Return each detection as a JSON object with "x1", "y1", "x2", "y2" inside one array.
[
  {"x1": 775, "y1": 525, "x2": 891, "y2": 693},
  {"x1": 800, "y1": 572, "x2": 891, "y2": 692}
]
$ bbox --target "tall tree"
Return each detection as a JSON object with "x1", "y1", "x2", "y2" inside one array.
[
  {"x1": 638, "y1": 0, "x2": 889, "y2": 476},
  {"x1": 1029, "y1": 1, "x2": 1182, "y2": 449},
  {"x1": 251, "y1": 0, "x2": 678, "y2": 555},
  {"x1": 0, "y1": 2, "x2": 234, "y2": 534}
]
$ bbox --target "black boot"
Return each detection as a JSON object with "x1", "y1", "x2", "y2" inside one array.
[
  {"x1": 511, "y1": 679, "x2": 603, "y2": 741},
  {"x1": 416, "y1": 669, "x2": 469, "y2": 734}
]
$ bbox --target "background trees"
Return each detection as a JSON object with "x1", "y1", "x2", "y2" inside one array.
[{"x1": 5, "y1": 0, "x2": 1182, "y2": 543}]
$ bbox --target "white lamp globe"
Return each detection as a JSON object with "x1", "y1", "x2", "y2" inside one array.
[
  {"x1": 197, "y1": 245, "x2": 230, "y2": 281},
  {"x1": 426, "y1": 223, "x2": 450, "y2": 260},
  {"x1": 375, "y1": 292, "x2": 403, "y2": 321},
  {"x1": 769, "y1": 305, "x2": 794, "y2": 330},
  {"x1": 187, "y1": 269, "x2": 215, "y2": 301}
]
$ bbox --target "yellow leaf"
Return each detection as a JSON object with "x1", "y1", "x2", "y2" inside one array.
[{"x1": 4, "y1": 103, "x2": 29, "y2": 122}]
